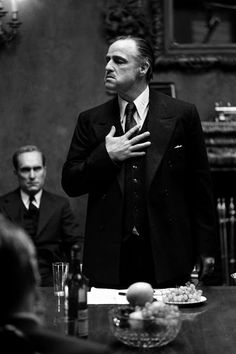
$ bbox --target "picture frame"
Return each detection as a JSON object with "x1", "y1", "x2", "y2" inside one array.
[
  {"x1": 151, "y1": 0, "x2": 236, "y2": 70},
  {"x1": 149, "y1": 82, "x2": 176, "y2": 98}
]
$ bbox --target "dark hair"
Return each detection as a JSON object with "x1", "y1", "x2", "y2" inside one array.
[
  {"x1": 111, "y1": 35, "x2": 154, "y2": 82},
  {"x1": 12, "y1": 145, "x2": 46, "y2": 170},
  {"x1": 0, "y1": 215, "x2": 40, "y2": 323}
]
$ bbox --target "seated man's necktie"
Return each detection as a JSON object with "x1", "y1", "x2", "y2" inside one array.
[{"x1": 29, "y1": 195, "x2": 37, "y2": 213}]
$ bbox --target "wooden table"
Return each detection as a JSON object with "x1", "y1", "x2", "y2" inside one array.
[{"x1": 38, "y1": 287, "x2": 236, "y2": 353}]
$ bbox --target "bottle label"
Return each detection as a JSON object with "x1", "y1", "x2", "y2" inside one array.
[{"x1": 77, "y1": 309, "x2": 88, "y2": 338}]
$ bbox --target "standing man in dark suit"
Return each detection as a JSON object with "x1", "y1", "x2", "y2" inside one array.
[
  {"x1": 0, "y1": 145, "x2": 80, "y2": 286},
  {"x1": 61, "y1": 36, "x2": 216, "y2": 289}
]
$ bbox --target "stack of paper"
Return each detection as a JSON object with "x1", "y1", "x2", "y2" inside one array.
[{"x1": 88, "y1": 288, "x2": 129, "y2": 304}]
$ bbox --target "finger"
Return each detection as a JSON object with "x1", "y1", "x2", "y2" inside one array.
[
  {"x1": 106, "y1": 125, "x2": 116, "y2": 137},
  {"x1": 130, "y1": 131, "x2": 150, "y2": 144},
  {"x1": 125, "y1": 124, "x2": 141, "y2": 138},
  {"x1": 129, "y1": 151, "x2": 146, "y2": 158},
  {"x1": 130, "y1": 142, "x2": 151, "y2": 151}
]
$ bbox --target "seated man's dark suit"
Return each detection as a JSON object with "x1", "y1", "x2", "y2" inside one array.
[{"x1": 0, "y1": 188, "x2": 80, "y2": 286}]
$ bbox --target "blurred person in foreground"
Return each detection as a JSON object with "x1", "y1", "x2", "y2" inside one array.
[
  {"x1": 0, "y1": 145, "x2": 80, "y2": 286},
  {"x1": 61, "y1": 35, "x2": 216, "y2": 289},
  {"x1": 0, "y1": 214, "x2": 108, "y2": 354}
]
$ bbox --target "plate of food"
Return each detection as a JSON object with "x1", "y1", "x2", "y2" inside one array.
[
  {"x1": 162, "y1": 296, "x2": 207, "y2": 307},
  {"x1": 154, "y1": 283, "x2": 207, "y2": 307}
]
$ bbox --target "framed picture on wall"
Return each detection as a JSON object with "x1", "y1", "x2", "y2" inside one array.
[{"x1": 150, "y1": 82, "x2": 176, "y2": 98}]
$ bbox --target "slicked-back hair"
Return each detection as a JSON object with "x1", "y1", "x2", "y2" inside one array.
[
  {"x1": 110, "y1": 35, "x2": 155, "y2": 82},
  {"x1": 12, "y1": 145, "x2": 46, "y2": 170}
]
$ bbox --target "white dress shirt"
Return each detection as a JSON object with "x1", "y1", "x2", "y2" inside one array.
[
  {"x1": 118, "y1": 85, "x2": 149, "y2": 131},
  {"x1": 20, "y1": 189, "x2": 43, "y2": 210}
]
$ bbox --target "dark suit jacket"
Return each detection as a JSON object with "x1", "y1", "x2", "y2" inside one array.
[
  {"x1": 0, "y1": 316, "x2": 109, "y2": 354},
  {"x1": 62, "y1": 89, "x2": 216, "y2": 286},
  {"x1": 0, "y1": 189, "x2": 80, "y2": 286}
]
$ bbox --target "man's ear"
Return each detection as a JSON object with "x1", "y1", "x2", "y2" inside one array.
[
  {"x1": 13, "y1": 169, "x2": 17, "y2": 176},
  {"x1": 140, "y1": 60, "x2": 150, "y2": 76}
]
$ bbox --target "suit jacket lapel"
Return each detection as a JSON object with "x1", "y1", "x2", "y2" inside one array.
[
  {"x1": 146, "y1": 91, "x2": 177, "y2": 191},
  {"x1": 109, "y1": 98, "x2": 125, "y2": 193},
  {"x1": 2, "y1": 189, "x2": 23, "y2": 223},
  {"x1": 37, "y1": 191, "x2": 54, "y2": 236},
  {"x1": 93, "y1": 97, "x2": 122, "y2": 137},
  {"x1": 91, "y1": 93, "x2": 177, "y2": 194},
  {"x1": 93, "y1": 97, "x2": 124, "y2": 193}
]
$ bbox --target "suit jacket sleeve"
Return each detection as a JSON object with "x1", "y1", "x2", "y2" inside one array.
[{"x1": 186, "y1": 105, "x2": 216, "y2": 256}]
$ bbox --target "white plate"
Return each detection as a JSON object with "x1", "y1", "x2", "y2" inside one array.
[{"x1": 156, "y1": 295, "x2": 207, "y2": 307}]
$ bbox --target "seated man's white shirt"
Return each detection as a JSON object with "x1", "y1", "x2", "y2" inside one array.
[{"x1": 20, "y1": 189, "x2": 43, "y2": 209}]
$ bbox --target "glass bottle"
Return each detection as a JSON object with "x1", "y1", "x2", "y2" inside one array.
[{"x1": 64, "y1": 244, "x2": 88, "y2": 338}]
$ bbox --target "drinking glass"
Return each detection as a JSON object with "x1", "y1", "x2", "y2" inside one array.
[{"x1": 52, "y1": 262, "x2": 69, "y2": 296}]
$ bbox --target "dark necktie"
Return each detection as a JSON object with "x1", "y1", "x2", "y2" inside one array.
[
  {"x1": 29, "y1": 195, "x2": 37, "y2": 213},
  {"x1": 125, "y1": 102, "x2": 136, "y2": 132}
]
